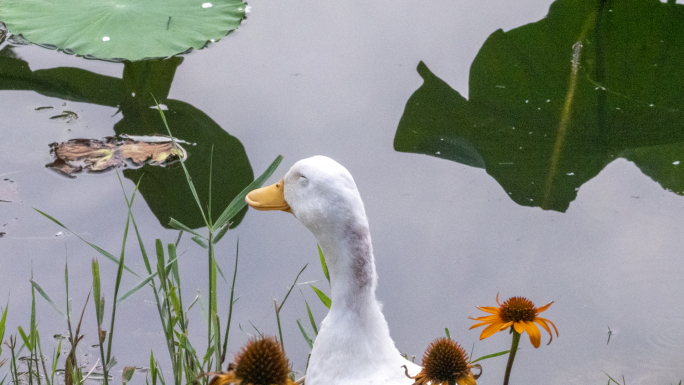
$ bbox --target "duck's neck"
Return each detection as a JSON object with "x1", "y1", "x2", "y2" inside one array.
[
  {"x1": 316, "y1": 214, "x2": 378, "y2": 313},
  {"x1": 308, "y1": 212, "x2": 408, "y2": 380}
]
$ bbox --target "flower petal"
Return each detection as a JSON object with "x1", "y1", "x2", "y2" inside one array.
[
  {"x1": 535, "y1": 301, "x2": 554, "y2": 314},
  {"x1": 496, "y1": 292, "x2": 502, "y2": 306},
  {"x1": 470, "y1": 315, "x2": 501, "y2": 322},
  {"x1": 534, "y1": 318, "x2": 554, "y2": 345},
  {"x1": 513, "y1": 321, "x2": 526, "y2": 334},
  {"x1": 476, "y1": 306, "x2": 501, "y2": 314},
  {"x1": 457, "y1": 373, "x2": 478, "y2": 385},
  {"x1": 469, "y1": 320, "x2": 494, "y2": 330},
  {"x1": 537, "y1": 317, "x2": 559, "y2": 337},
  {"x1": 480, "y1": 321, "x2": 507, "y2": 339},
  {"x1": 499, "y1": 321, "x2": 514, "y2": 331},
  {"x1": 525, "y1": 321, "x2": 541, "y2": 348}
]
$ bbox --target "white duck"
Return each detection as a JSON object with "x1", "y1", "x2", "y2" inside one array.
[{"x1": 245, "y1": 156, "x2": 421, "y2": 385}]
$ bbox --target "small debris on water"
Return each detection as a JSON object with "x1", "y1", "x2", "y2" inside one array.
[
  {"x1": 46, "y1": 136, "x2": 187, "y2": 177},
  {"x1": 0, "y1": 232, "x2": 6, "y2": 238},
  {"x1": 55, "y1": 231, "x2": 64, "y2": 237},
  {"x1": 35, "y1": 106, "x2": 54, "y2": 111},
  {"x1": 50, "y1": 111, "x2": 78, "y2": 122}
]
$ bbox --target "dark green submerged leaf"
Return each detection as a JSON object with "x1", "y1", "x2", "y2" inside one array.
[
  {"x1": 396, "y1": 0, "x2": 684, "y2": 212},
  {"x1": 0, "y1": 0, "x2": 247, "y2": 61}
]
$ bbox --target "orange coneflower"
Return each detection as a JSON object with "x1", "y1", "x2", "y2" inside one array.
[
  {"x1": 403, "y1": 337, "x2": 481, "y2": 385},
  {"x1": 208, "y1": 336, "x2": 296, "y2": 385},
  {"x1": 469, "y1": 294, "x2": 558, "y2": 348}
]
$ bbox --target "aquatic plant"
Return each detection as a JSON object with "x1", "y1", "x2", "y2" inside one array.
[{"x1": 0, "y1": 0, "x2": 248, "y2": 61}]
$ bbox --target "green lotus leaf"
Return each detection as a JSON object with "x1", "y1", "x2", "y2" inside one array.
[{"x1": 0, "y1": 0, "x2": 247, "y2": 61}]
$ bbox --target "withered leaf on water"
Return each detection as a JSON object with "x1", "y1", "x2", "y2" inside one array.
[{"x1": 47, "y1": 136, "x2": 187, "y2": 177}]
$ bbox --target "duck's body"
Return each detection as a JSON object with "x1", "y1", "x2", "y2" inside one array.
[{"x1": 246, "y1": 156, "x2": 420, "y2": 385}]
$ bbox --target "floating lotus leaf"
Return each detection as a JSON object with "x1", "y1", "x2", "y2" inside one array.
[{"x1": 0, "y1": 0, "x2": 247, "y2": 61}]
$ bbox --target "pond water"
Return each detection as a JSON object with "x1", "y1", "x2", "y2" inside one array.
[{"x1": 2, "y1": 0, "x2": 684, "y2": 383}]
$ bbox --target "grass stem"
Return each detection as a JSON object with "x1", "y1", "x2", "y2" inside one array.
[{"x1": 220, "y1": 240, "x2": 239, "y2": 364}]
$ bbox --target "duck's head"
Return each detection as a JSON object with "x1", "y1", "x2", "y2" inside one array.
[{"x1": 245, "y1": 156, "x2": 367, "y2": 236}]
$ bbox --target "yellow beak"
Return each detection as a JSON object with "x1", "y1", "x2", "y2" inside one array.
[{"x1": 245, "y1": 179, "x2": 292, "y2": 213}]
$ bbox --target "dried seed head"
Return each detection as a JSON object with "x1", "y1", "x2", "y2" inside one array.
[
  {"x1": 421, "y1": 337, "x2": 472, "y2": 383},
  {"x1": 234, "y1": 336, "x2": 290, "y2": 385}
]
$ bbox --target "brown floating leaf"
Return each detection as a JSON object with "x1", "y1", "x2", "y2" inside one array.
[{"x1": 47, "y1": 136, "x2": 187, "y2": 177}]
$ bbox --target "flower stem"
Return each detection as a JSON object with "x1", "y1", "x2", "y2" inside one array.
[{"x1": 503, "y1": 330, "x2": 521, "y2": 385}]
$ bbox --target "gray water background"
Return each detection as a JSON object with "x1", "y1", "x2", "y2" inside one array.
[{"x1": 2, "y1": 0, "x2": 684, "y2": 383}]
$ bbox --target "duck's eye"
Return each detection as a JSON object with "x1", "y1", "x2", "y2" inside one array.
[{"x1": 298, "y1": 175, "x2": 308, "y2": 185}]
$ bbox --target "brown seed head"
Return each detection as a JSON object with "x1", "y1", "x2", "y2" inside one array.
[
  {"x1": 234, "y1": 336, "x2": 290, "y2": 385},
  {"x1": 421, "y1": 337, "x2": 471, "y2": 383},
  {"x1": 499, "y1": 296, "x2": 536, "y2": 323}
]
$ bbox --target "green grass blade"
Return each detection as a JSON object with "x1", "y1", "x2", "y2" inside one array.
[
  {"x1": 153, "y1": 98, "x2": 209, "y2": 228},
  {"x1": 29, "y1": 280, "x2": 66, "y2": 320},
  {"x1": 471, "y1": 349, "x2": 513, "y2": 363},
  {"x1": 116, "y1": 255, "x2": 178, "y2": 305},
  {"x1": 603, "y1": 372, "x2": 622, "y2": 385},
  {"x1": 168, "y1": 219, "x2": 205, "y2": 240},
  {"x1": 221, "y1": 240, "x2": 239, "y2": 363},
  {"x1": 445, "y1": 327, "x2": 450, "y2": 339},
  {"x1": 296, "y1": 320, "x2": 314, "y2": 349},
  {"x1": 213, "y1": 155, "x2": 283, "y2": 231},
  {"x1": 212, "y1": 254, "x2": 228, "y2": 284},
  {"x1": 178, "y1": 333, "x2": 198, "y2": 358},
  {"x1": 212, "y1": 224, "x2": 230, "y2": 244},
  {"x1": 30, "y1": 277, "x2": 37, "y2": 348},
  {"x1": 191, "y1": 236, "x2": 209, "y2": 249},
  {"x1": 0, "y1": 301, "x2": 8, "y2": 355},
  {"x1": 155, "y1": 240, "x2": 168, "y2": 291},
  {"x1": 148, "y1": 351, "x2": 156, "y2": 385},
  {"x1": 17, "y1": 326, "x2": 32, "y2": 351},
  {"x1": 34, "y1": 209, "x2": 140, "y2": 277},
  {"x1": 36, "y1": 330, "x2": 51, "y2": 385},
  {"x1": 91, "y1": 260, "x2": 103, "y2": 325},
  {"x1": 317, "y1": 245, "x2": 330, "y2": 285},
  {"x1": 51, "y1": 340, "x2": 61, "y2": 384},
  {"x1": 310, "y1": 285, "x2": 331, "y2": 309},
  {"x1": 122, "y1": 177, "x2": 154, "y2": 275},
  {"x1": 64, "y1": 262, "x2": 71, "y2": 317},
  {"x1": 278, "y1": 264, "x2": 308, "y2": 312},
  {"x1": 168, "y1": 244, "x2": 181, "y2": 289},
  {"x1": 304, "y1": 297, "x2": 318, "y2": 335}
]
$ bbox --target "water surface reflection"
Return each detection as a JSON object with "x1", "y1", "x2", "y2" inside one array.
[
  {"x1": 396, "y1": 0, "x2": 684, "y2": 212},
  {"x1": 0, "y1": 54, "x2": 253, "y2": 228}
]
